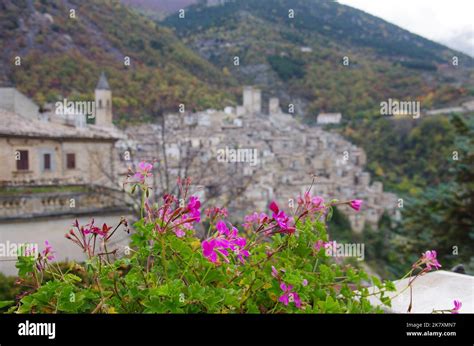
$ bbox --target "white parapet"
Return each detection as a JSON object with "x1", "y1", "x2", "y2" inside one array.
[{"x1": 367, "y1": 270, "x2": 474, "y2": 313}]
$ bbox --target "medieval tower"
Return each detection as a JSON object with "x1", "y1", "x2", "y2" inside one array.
[{"x1": 94, "y1": 72, "x2": 113, "y2": 126}]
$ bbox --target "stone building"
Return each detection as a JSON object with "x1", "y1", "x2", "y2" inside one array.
[
  {"x1": 0, "y1": 74, "x2": 124, "y2": 187},
  {"x1": 317, "y1": 112, "x2": 342, "y2": 125},
  {"x1": 0, "y1": 74, "x2": 130, "y2": 275}
]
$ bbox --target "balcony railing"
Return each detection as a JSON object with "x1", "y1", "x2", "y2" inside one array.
[{"x1": 0, "y1": 185, "x2": 129, "y2": 220}]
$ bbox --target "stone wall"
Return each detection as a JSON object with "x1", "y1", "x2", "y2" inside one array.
[{"x1": 0, "y1": 212, "x2": 131, "y2": 275}]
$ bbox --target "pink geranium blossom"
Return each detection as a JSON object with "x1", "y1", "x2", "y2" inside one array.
[
  {"x1": 133, "y1": 161, "x2": 153, "y2": 183},
  {"x1": 451, "y1": 300, "x2": 462, "y2": 314},
  {"x1": 202, "y1": 239, "x2": 219, "y2": 263},
  {"x1": 81, "y1": 219, "x2": 111, "y2": 238},
  {"x1": 202, "y1": 221, "x2": 249, "y2": 264},
  {"x1": 279, "y1": 282, "x2": 302, "y2": 308},
  {"x1": 419, "y1": 250, "x2": 442, "y2": 271},
  {"x1": 349, "y1": 199, "x2": 363, "y2": 211},
  {"x1": 242, "y1": 212, "x2": 268, "y2": 230},
  {"x1": 297, "y1": 192, "x2": 325, "y2": 214},
  {"x1": 205, "y1": 207, "x2": 228, "y2": 221},
  {"x1": 187, "y1": 196, "x2": 201, "y2": 222},
  {"x1": 42, "y1": 241, "x2": 55, "y2": 261},
  {"x1": 271, "y1": 265, "x2": 279, "y2": 278},
  {"x1": 268, "y1": 201, "x2": 295, "y2": 235}
]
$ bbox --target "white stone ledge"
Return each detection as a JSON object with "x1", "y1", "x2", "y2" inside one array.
[{"x1": 368, "y1": 270, "x2": 474, "y2": 313}]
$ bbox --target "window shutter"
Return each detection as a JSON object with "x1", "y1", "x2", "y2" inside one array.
[{"x1": 16, "y1": 150, "x2": 29, "y2": 170}]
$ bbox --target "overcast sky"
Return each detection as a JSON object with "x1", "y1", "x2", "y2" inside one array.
[{"x1": 337, "y1": 0, "x2": 474, "y2": 56}]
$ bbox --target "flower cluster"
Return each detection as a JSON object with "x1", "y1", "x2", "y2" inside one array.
[
  {"x1": 271, "y1": 266, "x2": 302, "y2": 309},
  {"x1": 35, "y1": 241, "x2": 56, "y2": 271},
  {"x1": 246, "y1": 201, "x2": 296, "y2": 237},
  {"x1": 144, "y1": 194, "x2": 201, "y2": 238},
  {"x1": 65, "y1": 218, "x2": 123, "y2": 258},
  {"x1": 41, "y1": 241, "x2": 55, "y2": 261},
  {"x1": 202, "y1": 221, "x2": 249, "y2": 264},
  {"x1": 413, "y1": 250, "x2": 442, "y2": 271},
  {"x1": 205, "y1": 206, "x2": 228, "y2": 223},
  {"x1": 133, "y1": 161, "x2": 153, "y2": 184},
  {"x1": 242, "y1": 212, "x2": 268, "y2": 231},
  {"x1": 297, "y1": 192, "x2": 325, "y2": 214}
]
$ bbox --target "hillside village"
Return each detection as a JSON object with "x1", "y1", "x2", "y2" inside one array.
[
  {"x1": 127, "y1": 85, "x2": 400, "y2": 232},
  {"x1": 0, "y1": 73, "x2": 399, "y2": 234}
]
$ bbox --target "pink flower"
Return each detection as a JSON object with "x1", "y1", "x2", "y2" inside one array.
[
  {"x1": 311, "y1": 196, "x2": 324, "y2": 207},
  {"x1": 202, "y1": 221, "x2": 249, "y2": 264},
  {"x1": 175, "y1": 229, "x2": 186, "y2": 238},
  {"x1": 82, "y1": 219, "x2": 111, "y2": 237},
  {"x1": 314, "y1": 240, "x2": 325, "y2": 251},
  {"x1": 202, "y1": 239, "x2": 218, "y2": 263},
  {"x1": 297, "y1": 192, "x2": 325, "y2": 213},
  {"x1": 269, "y1": 201, "x2": 280, "y2": 214},
  {"x1": 314, "y1": 239, "x2": 334, "y2": 253},
  {"x1": 419, "y1": 250, "x2": 442, "y2": 271},
  {"x1": 271, "y1": 265, "x2": 279, "y2": 278},
  {"x1": 42, "y1": 241, "x2": 55, "y2": 261},
  {"x1": 186, "y1": 196, "x2": 201, "y2": 222},
  {"x1": 232, "y1": 237, "x2": 250, "y2": 264},
  {"x1": 302, "y1": 279, "x2": 308, "y2": 287},
  {"x1": 272, "y1": 210, "x2": 295, "y2": 235},
  {"x1": 98, "y1": 223, "x2": 112, "y2": 237},
  {"x1": 205, "y1": 207, "x2": 228, "y2": 220},
  {"x1": 242, "y1": 212, "x2": 268, "y2": 230},
  {"x1": 349, "y1": 199, "x2": 363, "y2": 211},
  {"x1": 82, "y1": 218, "x2": 100, "y2": 236},
  {"x1": 451, "y1": 300, "x2": 462, "y2": 314},
  {"x1": 133, "y1": 161, "x2": 153, "y2": 183},
  {"x1": 279, "y1": 282, "x2": 302, "y2": 308},
  {"x1": 216, "y1": 220, "x2": 230, "y2": 236}
]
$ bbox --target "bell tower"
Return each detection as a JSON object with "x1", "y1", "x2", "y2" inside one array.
[{"x1": 94, "y1": 72, "x2": 112, "y2": 126}]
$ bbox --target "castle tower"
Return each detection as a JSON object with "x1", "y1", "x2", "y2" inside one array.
[
  {"x1": 94, "y1": 72, "x2": 113, "y2": 126},
  {"x1": 243, "y1": 86, "x2": 254, "y2": 112},
  {"x1": 269, "y1": 97, "x2": 281, "y2": 115},
  {"x1": 242, "y1": 86, "x2": 261, "y2": 114},
  {"x1": 252, "y1": 88, "x2": 261, "y2": 114}
]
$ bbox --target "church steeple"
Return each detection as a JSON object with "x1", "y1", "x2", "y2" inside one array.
[
  {"x1": 96, "y1": 71, "x2": 110, "y2": 90},
  {"x1": 94, "y1": 72, "x2": 112, "y2": 126}
]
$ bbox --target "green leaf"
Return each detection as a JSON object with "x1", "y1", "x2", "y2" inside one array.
[
  {"x1": 15, "y1": 255, "x2": 35, "y2": 278},
  {"x1": 0, "y1": 300, "x2": 14, "y2": 309}
]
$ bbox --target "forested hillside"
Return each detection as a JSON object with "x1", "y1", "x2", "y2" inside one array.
[
  {"x1": 161, "y1": 0, "x2": 474, "y2": 116},
  {"x1": 0, "y1": 0, "x2": 238, "y2": 123}
]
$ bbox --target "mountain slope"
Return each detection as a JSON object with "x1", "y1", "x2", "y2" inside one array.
[
  {"x1": 161, "y1": 0, "x2": 474, "y2": 118},
  {"x1": 120, "y1": 0, "x2": 199, "y2": 20},
  {"x1": 0, "y1": 0, "x2": 238, "y2": 123}
]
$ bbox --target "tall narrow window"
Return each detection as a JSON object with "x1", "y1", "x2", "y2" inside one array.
[
  {"x1": 43, "y1": 153, "x2": 51, "y2": 170},
  {"x1": 16, "y1": 150, "x2": 29, "y2": 170},
  {"x1": 66, "y1": 153, "x2": 76, "y2": 169}
]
